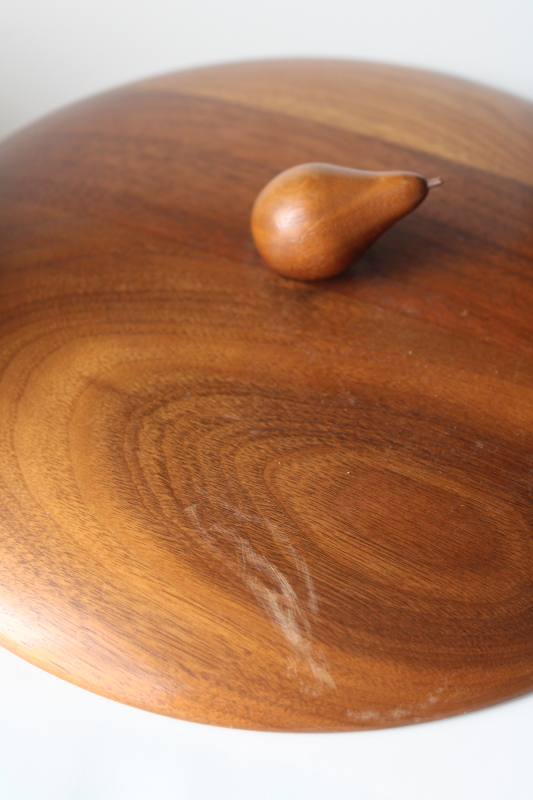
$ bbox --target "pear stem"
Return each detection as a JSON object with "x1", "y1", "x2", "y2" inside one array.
[{"x1": 427, "y1": 177, "x2": 443, "y2": 189}]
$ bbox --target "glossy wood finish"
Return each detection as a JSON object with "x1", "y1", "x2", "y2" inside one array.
[
  {"x1": 251, "y1": 164, "x2": 434, "y2": 279},
  {"x1": 0, "y1": 60, "x2": 533, "y2": 732}
]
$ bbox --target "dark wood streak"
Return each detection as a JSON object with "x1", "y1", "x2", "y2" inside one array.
[{"x1": 0, "y1": 60, "x2": 533, "y2": 731}]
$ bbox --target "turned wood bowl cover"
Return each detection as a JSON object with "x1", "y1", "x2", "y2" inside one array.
[{"x1": 1, "y1": 59, "x2": 533, "y2": 732}]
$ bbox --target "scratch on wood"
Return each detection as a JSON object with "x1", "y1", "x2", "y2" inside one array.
[{"x1": 183, "y1": 499, "x2": 335, "y2": 691}]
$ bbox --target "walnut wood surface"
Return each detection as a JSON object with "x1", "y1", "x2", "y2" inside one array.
[{"x1": 1, "y1": 60, "x2": 533, "y2": 732}]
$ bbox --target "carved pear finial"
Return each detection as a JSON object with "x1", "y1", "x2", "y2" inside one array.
[{"x1": 251, "y1": 163, "x2": 443, "y2": 280}]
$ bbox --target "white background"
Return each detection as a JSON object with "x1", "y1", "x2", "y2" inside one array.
[
  {"x1": 1, "y1": 0, "x2": 533, "y2": 141},
  {"x1": 1, "y1": 1, "x2": 533, "y2": 798}
]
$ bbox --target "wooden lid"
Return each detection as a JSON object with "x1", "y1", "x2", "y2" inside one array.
[{"x1": 1, "y1": 60, "x2": 532, "y2": 731}]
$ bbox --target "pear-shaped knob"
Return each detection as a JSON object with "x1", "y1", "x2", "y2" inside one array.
[{"x1": 251, "y1": 163, "x2": 442, "y2": 280}]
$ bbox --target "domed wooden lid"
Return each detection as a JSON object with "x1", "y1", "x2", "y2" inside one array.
[{"x1": 1, "y1": 60, "x2": 532, "y2": 731}]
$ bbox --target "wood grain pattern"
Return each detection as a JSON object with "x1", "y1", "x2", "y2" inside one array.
[
  {"x1": 137, "y1": 59, "x2": 533, "y2": 186},
  {"x1": 0, "y1": 60, "x2": 533, "y2": 731}
]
